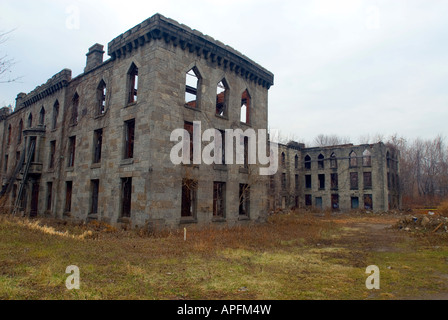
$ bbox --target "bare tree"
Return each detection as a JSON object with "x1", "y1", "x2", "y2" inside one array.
[
  {"x1": 312, "y1": 134, "x2": 351, "y2": 147},
  {"x1": 0, "y1": 30, "x2": 20, "y2": 84}
]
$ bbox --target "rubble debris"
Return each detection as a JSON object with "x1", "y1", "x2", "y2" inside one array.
[{"x1": 395, "y1": 213, "x2": 448, "y2": 234}]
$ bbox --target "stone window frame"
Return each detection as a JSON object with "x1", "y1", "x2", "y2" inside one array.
[
  {"x1": 213, "y1": 181, "x2": 226, "y2": 219},
  {"x1": 184, "y1": 66, "x2": 202, "y2": 110},
  {"x1": 239, "y1": 183, "x2": 250, "y2": 218},
  {"x1": 215, "y1": 78, "x2": 230, "y2": 118},
  {"x1": 240, "y1": 89, "x2": 251, "y2": 125},
  {"x1": 70, "y1": 92, "x2": 79, "y2": 125},
  {"x1": 93, "y1": 128, "x2": 103, "y2": 164},
  {"x1": 96, "y1": 79, "x2": 107, "y2": 116},
  {"x1": 181, "y1": 178, "x2": 198, "y2": 221},
  {"x1": 127, "y1": 63, "x2": 139, "y2": 105}
]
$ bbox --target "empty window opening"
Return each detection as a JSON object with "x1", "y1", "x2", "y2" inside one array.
[
  {"x1": 71, "y1": 93, "x2": 79, "y2": 125},
  {"x1": 121, "y1": 177, "x2": 132, "y2": 218},
  {"x1": 97, "y1": 80, "x2": 107, "y2": 115},
  {"x1": 350, "y1": 172, "x2": 358, "y2": 190},
  {"x1": 318, "y1": 174, "x2": 325, "y2": 189},
  {"x1": 46, "y1": 182, "x2": 53, "y2": 211},
  {"x1": 18, "y1": 120, "x2": 23, "y2": 144},
  {"x1": 282, "y1": 173, "x2": 287, "y2": 189},
  {"x1": 281, "y1": 152, "x2": 286, "y2": 167},
  {"x1": 304, "y1": 155, "x2": 311, "y2": 170},
  {"x1": 295, "y1": 174, "x2": 299, "y2": 191},
  {"x1": 305, "y1": 175, "x2": 312, "y2": 189},
  {"x1": 49, "y1": 141, "x2": 56, "y2": 169},
  {"x1": 349, "y1": 151, "x2": 358, "y2": 167},
  {"x1": 315, "y1": 197, "x2": 323, "y2": 209},
  {"x1": 363, "y1": 172, "x2": 372, "y2": 189},
  {"x1": 65, "y1": 181, "x2": 73, "y2": 213},
  {"x1": 295, "y1": 154, "x2": 299, "y2": 169},
  {"x1": 217, "y1": 129, "x2": 226, "y2": 165},
  {"x1": 330, "y1": 153, "x2": 337, "y2": 168},
  {"x1": 30, "y1": 182, "x2": 39, "y2": 217},
  {"x1": 364, "y1": 194, "x2": 373, "y2": 210},
  {"x1": 124, "y1": 119, "x2": 135, "y2": 159},
  {"x1": 67, "y1": 136, "x2": 76, "y2": 167},
  {"x1": 305, "y1": 194, "x2": 312, "y2": 206},
  {"x1": 243, "y1": 136, "x2": 249, "y2": 168},
  {"x1": 91, "y1": 179, "x2": 99, "y2": 214},
  {"x1": 93, "y1": 128, "x2": 103, "y2": 164},
  {"x1": 27, "y1": 113, "x2": 32, "y2": 128},
  {"x1": 318, "y1": 154, "x2": 324, "y2": 169},
  {"x1": 185, "y1": 68, "x2": 200, "y2": 108},
  {"x1": 240, "y1": 89, "x2": 251, "y2": 124},
  {"x1": 363, "y1": 149, "x2": 372, "y2": 167},
  {"x1": 239, "y1": 184, "x2": 250, "y2": 216},
  {"x1": 331, "y1": 173, "x2": 338, "y2": 189},
  {"x1": 128, "y1": 64, "x2": 138, "y2": 104},
  {"x1": 331, "y1": 194, "x2": 339, "y2": 210},
  {"x1": 184, "y1": 121, "x2": 194, "y2": 163},
  {"x1": 351, "y1": 197, "x2": 359, "y2": 209},
  {"x1": 39, "y1": 107, "x2": 45, "y2": 126},
  {"x1": 7, "y1": 125, "x2": 11, "y2": 145},
  {"x1": 216, "y1": 80, "x2": 228, "y2": 116},
  {"x1": 52, "y1": 101, "x2": 59, "y2": 130},
  {"x1": 213, "y1": 182, "x2": 226, "y2": 218},
  {"x1": 29, "y1": 137, "x2": 36, "y2": 163},
  {"x1": 181, "y1": 179, "x2": 197, "y2": 218}
]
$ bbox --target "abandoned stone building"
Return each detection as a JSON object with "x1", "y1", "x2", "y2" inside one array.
[
  {"x1": 0, "y1": 14, "x2": 275, "y2": 228},
  {"x1": 269, "y1": 141, "x2": 401, "y2": 212}
]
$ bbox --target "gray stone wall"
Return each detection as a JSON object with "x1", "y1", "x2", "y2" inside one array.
[
  {"x1": 0, "y1": 14, "x2": 273, "y2": 229},
  {"x1": 271, "y1": 142, "x2": 401, "y2": 212}
]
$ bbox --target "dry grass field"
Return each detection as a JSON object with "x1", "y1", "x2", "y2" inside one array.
[{"x1": 0, "y1": 210, "x2": 447, "y2": 300}]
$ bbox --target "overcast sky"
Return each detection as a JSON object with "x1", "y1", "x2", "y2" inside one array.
[{"x1": 1, "y1": 0, "x2": 447, "y2": 145}]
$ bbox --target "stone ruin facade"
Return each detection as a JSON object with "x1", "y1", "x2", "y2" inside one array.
[
  {"x1": 0, "y1": 14, "x2": 274, "y2": 229},
  {"x1": 270, "y1": 141, "x2": 401, "y2": 213},
  {"x1": 0, "y1": 14, "x2": 401, "y2": 228}
]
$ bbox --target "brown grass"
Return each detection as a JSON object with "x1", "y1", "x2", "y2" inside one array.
[{"x1": 0, "y1": 210, "x2": 447, "y2": 300}]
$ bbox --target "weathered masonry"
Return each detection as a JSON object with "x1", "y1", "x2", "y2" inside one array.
[
  {"x1": 269, "y1": 142, "x2": 401, "y2": 212},
  {"x1": 0, "y1": 14, "x2": 274, "y2": 228}
]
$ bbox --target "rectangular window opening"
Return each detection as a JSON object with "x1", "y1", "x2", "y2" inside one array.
[
  {"x1": 331, "y1": 173, "x2": 338, "y2": 189},
  {"x1": 121, "y1": 177, "x2": 132, "y2": 218},
  {"x1": 93, "y1": 129, "x2": 103, "y2": 164},
  {"x1": 65, "y1": 181, "x2": 73, "y2": 213},
  {"x1": 213, "y1": 182, "x2": 226, "y2": 218},
  {"x1": 124, "y1": 119, "x2": 135, "y2": 159},
  {"x1": 318, "y1": 174, "x2": 325, "y2": 189},
  {"x1": 67, "y1": 136, "x2": 76, "y2": 167},
  {"x1": 91, "y1": 179, "x2": 99, "y2": 214},
  {"x1": 239, "y1": 184, "x2": 250, "y2": 216},
  {"x1": 182, "y1": 179, "x2": 197, "y2": 218}
]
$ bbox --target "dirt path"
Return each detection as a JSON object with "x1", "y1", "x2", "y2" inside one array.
[{"x1": 331, "y1": 215, "x2": 448, "y2": 300}]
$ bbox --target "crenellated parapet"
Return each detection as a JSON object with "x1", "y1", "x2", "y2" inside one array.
[
  {"x1": 108, "y1": 13, "x2": 274, "y2": 89},
  {"x1": 15, "y1": 68, "x2": 72, "y2": 110}
]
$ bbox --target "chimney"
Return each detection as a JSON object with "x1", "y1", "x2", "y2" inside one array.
[{"x1": 85, "y1": 43, "x2": 104, "y2": 73}]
